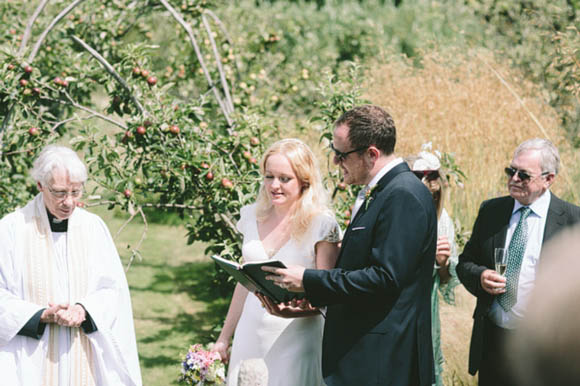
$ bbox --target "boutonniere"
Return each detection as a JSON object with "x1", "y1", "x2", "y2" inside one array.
[{"x1": 364, "y1": 185, "x2": 378, "y2": 211}]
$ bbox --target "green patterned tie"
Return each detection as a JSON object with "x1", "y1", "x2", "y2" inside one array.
[{"x1": 498, "y1": 206, "x2": 532, "y2": 312}]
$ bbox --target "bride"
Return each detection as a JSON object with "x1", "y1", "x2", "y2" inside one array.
[{"x1": 213, "y1": 138, "x2": 341, "y2": 386}]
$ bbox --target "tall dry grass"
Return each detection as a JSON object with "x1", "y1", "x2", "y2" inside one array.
[
  {"x1": 365, "y1": 49, "x2": 580, "y2": 229},
  {"x1": 364, "y1": 49, "x2": 580, "y2": 385}
]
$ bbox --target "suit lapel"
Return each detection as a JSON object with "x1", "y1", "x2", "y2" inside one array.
[
  {"x1": 491, "y1": 198, "x2": 514, "y2": 266},
  {"x1": 543, "y1": 193, "x2": 565, "y2": 243},
  {"x1": 339, "y1": 162, "x2": 410, "y2": 254}
]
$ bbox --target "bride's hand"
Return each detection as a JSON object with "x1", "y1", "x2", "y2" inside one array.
[
  {"x1": 256, "y1": 293, "x2": 317, "y2": 318},
  {"x1": 211, "y1": 340, "x2": 230, "y2": 364},
  {"x1": 291, "y1": 298, "x2": 316, "y2": 312}
]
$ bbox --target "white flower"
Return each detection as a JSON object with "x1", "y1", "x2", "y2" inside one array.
[{"x1": 421, "y1": 142, "x2": 433, "y2": 151}]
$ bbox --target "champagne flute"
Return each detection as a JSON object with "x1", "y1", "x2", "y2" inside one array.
[{"x1": 494, "y1": 248, "x2": 508, "y2": 276}]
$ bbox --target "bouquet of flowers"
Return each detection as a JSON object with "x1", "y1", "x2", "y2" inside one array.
[{"x1": 178, "y1": 344, "x2": 226, "y2": 385}]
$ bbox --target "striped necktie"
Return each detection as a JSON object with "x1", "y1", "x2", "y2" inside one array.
[{"x1": 498, "y1": 206, "x2": 532, "y2": 312}]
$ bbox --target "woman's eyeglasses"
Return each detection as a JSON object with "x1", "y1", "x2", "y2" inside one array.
[
  {"x1": 504, "y1": 167, "x2": 549, "y2": 182},
  {"x1": 413, "y1": 170, "x2": 440, "y2": 181}
]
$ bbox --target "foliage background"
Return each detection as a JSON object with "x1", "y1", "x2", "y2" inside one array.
[{"x1": 1, "y1": 0, "x2": 579, "y2": 384}]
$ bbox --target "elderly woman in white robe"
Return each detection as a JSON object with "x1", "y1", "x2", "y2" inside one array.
[{"x1": 0, "y1": 145, "x2": 142, "y2": 386}]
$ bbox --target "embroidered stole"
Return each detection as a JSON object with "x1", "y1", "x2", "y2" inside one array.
[{"x1": 22, "y1": 195, "x2": 96, "y2": 386}]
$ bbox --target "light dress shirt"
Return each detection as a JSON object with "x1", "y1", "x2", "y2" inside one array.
[
  {"x1": 351, "y1": 157, "x2": 403, "y2": 219},
  {"x1": 488, "y1": 189, "x2": 551, "y2": 329}
]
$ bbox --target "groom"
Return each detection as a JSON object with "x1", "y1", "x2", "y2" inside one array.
[{"x1": 265, "y1": 105, "x2": 437, "y2": 385}]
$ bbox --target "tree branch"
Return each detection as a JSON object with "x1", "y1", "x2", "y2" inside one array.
[
  {"x1": 28, "y1": 0, "x2": 88, "y2": 62},
  {"x1": 71, "y1": 35, "x2": 146, "y2": 115},
  {"x1": 219, "y1": 212, "x2": 242, "y2": 239},
  {"x1": 18, "y1": 0, "x2": 50, "y2": 57},
  {"x1": 158, "y1": 0, "x2": 232, "y2": 127},
  {"x1": 204, "y1": 9, "x2": 242, "y2": 78},
  {"x1": 202, "y1": 14, "x2": 234, "y2": 114},
  {"x1": 50, "y1": 90, "x2": 128, "y2": 130},
  {"x1": 125, "y1": 206, "x2": 148, "y2": 271}
]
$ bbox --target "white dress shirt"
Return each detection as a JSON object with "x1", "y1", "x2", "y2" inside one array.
[
  {"x1": 489, "y1": 190, "x2": 551, "y2": 329},
  {"x1": 351, "y1": 157, "x2": 403, "y2": 218}
]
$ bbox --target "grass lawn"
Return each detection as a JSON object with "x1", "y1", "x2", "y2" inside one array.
[
  {"x1": 94, "y1": 207, "x2": 231, "y2": 385},
  {"x1": 95, "y1": 206, "x2": 478, "y2": 385}
]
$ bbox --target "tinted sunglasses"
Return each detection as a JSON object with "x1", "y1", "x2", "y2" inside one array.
[
  {"x1": 504, "y1": 166, "x2": 549, "y2": 182},
  {"x1": 330, "y1": 142, "x2": 367, "y2": 162},
  {"x1": 413, "y1": 170, "x2": 440, "y2": 181}
]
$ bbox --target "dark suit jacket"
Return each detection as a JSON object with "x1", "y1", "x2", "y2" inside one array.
[
  {"x1": 456, "y1": 193, "x2": 580, "y2": 375},
  {"x1": 303, "y1": 162, "x2": 438, "y2": 386}
]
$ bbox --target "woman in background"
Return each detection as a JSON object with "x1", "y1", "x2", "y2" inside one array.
[
  {"x1": 213, "y1": 138, "x2": 341, "y2": 386},
  {"x1": 411, "y1": 148, "x2": 460, "y2": 386}
]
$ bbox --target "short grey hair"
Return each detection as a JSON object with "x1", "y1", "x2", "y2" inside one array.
[
  {"x1": 513, "y1": 138, "x2": 560, "y2": 175},
  {"x1": 30, "y1": 145, "x2": 87, "y2": 186}
]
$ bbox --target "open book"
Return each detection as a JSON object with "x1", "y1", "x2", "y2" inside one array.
[{"x1": 211, "y1": 255, "x2": 305, "y2": 304}]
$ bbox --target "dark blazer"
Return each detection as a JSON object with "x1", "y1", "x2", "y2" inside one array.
[
  {"x1": 303, "y1": 162, "x2": 438, "y2": 386},
  {"x1": 456, "y1": 193, "x2": 580, "y2": 375}
]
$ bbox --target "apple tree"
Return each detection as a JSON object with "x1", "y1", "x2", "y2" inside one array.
[
  {"x1": 0, "y1": 0, "x2": 368, "y2": 281},
  {"x1": 0, "y1": 0, "x2": 274, "y2": 269}
]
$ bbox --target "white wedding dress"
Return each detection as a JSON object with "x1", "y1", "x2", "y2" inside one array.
[{"x1": 227, "y1": 204, "x2": 340, "y2": 386}]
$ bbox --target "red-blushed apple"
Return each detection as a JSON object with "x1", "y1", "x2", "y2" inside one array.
[
  {"x1": 147, "y1": 76, "x2": 157, "y2": 86},
  {"x1": 140, "y1": 69, "x2": 149, "y2": 78},
  {"x1": 249, "y1": 157, "x2": 258, "y2": 165},
  {"x1": 7, "y1": 64, "x2": 15, "y2": 70},
  {"x1": 169, "y1": 125, "x2": 180, "y2": 134},
  {"x1": 23, "y1": 65, "x2": 33, "y2": 73},
  {"x1": 136, "y1": 126, "x2": 146, "y2": 135},
  {"x1": 28, "y1": 127, "x2": 40, "y2": 136},
  {"x1": 250, "y1": 137, "x2": 260, "y2": 146},
  {"x1": 337, "y1": 182, "x2": 347, "y2": 191},
  {"x1": 122, "y1": 130, "x2": 134, "y2": 143},
  {"x1": 19, "y1": 79, "x2": 28, "y2": 87},
  {"x1": 243, "y1": 151, "x2": 251, "y2": 159},
  {"x1": 124, "y1": 189, "x2": 132, "y2": 198},
  {"x1": 201, "y1": 162, "x2": 210, "y2": 169},
  {"x1": 132, "y1": 67, "x2": 141, "y2": 76},
  {"x1": 205, "y1": 171, "x2": 214, "y2": 181},
  {"x1": 221, "y1": 178, "x2": 234, "y2": 189}
]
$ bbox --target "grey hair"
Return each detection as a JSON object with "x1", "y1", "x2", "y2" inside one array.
[
  {"x1": 30, "y1": 145, "x2": 87, "y2": 185},
  {"x1": 513, "y1": 138, "x2": 560, "y2": 175}
]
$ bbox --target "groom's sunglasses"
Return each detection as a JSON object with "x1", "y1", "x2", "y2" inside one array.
[
  {"x1": 413, "y1": 170, "x2": 440, "y2": 181},
  {"x1": 330, "y1": 142, "x2": 368, "y2": 162}
]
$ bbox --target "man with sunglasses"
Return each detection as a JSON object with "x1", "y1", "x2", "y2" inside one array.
[
  {"x1": 0, "y1": 145, "x2": 142, "y2": 385},
  {"x1": 457, "y1": 138, "x2": 580, "y2": 386},
  {"x1": 263, "y1": 105, "x2": 438, "y2": 385}
]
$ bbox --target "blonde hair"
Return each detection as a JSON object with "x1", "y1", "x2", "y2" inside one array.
[{"x1": 255, "y1": 138, "x2": 333, "y2": 240}]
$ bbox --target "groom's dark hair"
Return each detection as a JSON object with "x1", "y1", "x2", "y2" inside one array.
[{"x1": 335, "y1": 105, "x2": 396, "y2": 156}]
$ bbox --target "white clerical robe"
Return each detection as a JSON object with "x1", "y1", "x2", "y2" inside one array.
[{"x1": 0, "y1": 194, "x2": 142, "y2": 386}]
